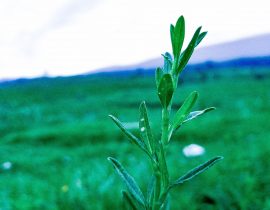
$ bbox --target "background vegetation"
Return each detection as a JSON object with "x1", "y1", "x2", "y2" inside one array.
[{"x1": 0, "y1": 67, "x2": 269, "y2": 209}]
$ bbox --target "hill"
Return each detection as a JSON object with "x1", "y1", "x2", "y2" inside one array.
[{"x1": 97, "y1": 34, "x2": 270, "y2": 72}]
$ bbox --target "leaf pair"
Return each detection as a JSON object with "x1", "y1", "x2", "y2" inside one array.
[
  {"x1": 171, "y1": 91, "x2": 198, "y2": 131},
  {"x1": 109, "y1": 105, "x2": 157, "y2": 209},
  {"x1": 109, "y1": 101, "x2": 156, "y2": 157},
  {"x1": 175, "y1": 27, "x2": 202, "y2": 75},
  {"x1": 170, "y1": 91, "x2": 215, "y2": 137},
  {"x1": 109, "y1": 115, "x2": 151, "y2": 158},
  {"x1": 170, "y1": 16, "x2": 207, "y2": 76},
  {"x1": 108, "y1": 156, "x2": 223, "y2": 208}
]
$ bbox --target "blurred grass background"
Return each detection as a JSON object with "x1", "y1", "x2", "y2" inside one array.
[{"x1": 0, "y1": 67, "x2": 270, "y2": 210}]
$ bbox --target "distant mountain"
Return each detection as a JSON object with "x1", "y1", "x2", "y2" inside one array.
[
  {"x1": 97, "y1": 34, "x2": 270, "y2": 72},
  {"x1": 189, "y1": 33, "x2": 270, "y2": 63}
]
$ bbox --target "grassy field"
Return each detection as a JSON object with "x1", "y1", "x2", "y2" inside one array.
[{"x1": 0, "y1": 68, "x2": 270, "y2": 210}]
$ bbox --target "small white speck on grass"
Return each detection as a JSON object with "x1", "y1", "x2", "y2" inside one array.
[
  {"x1": 2, "y1": 161, "x2": 12, "y2": 170},
  {"x1": 183, "y1": 144, "x2": 205, "y2": 157},
  {"x1": 140, "y1": 127, "x2": 145, "y2": 132}
]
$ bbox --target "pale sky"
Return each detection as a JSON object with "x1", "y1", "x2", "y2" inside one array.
[{"x1": 0, "y1": 0, "x2": 269, "y2": 79}]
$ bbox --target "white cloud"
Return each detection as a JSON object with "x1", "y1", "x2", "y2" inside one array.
[{"x1": 0, "y1": 0, "x2": 269, "y2": 79}]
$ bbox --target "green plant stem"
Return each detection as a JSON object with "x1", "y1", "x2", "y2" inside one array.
[
  {"x1": 152, "y1": 166, "x2": 161, "y2": 210},
  {"x1": 172, "y1": 58, "x2": 178, "y2": 77},
  {"x1": 152, "y1": 105, "x2": 172, "y2": 210},
  {"x1": 161, "y1": 107, "x2": 170, "y2": 145}
]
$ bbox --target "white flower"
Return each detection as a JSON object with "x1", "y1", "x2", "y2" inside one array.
[{"x1": 182, "y1": 144, "x2": 205, "y2": 157}]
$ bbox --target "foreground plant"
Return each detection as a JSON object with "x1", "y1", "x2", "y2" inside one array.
[{"x1": 108, "y1": 16, "x2": 223, "y2": 210}]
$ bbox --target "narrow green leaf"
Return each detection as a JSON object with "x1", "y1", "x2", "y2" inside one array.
[
  {"x1": 108, "y1": 157, "x2": 146, "y2": 206},
  {"x1": 183, "y1": 107, "x2": 215, "y2": 123},
  {"x1": 155, "y1": 67, "x2": 163, "y2": 88},
  {"x1": 122, "y1": 191, "x2": 138, "y2": 210},
  {"x1": 195, "y1": 31, "x2": 207, "y2": 47},
  {"x1": 176, "y1": 26, "x2": 202, "y2": 75},
  {"x1": 170, "y1": 156, "x2": 223, "y2": 188},
  {"x1": 171, "y1": 91, "x2": 198, "y2": 131},
  {"x1": 170, "y1": 24, "x2": 175, "y2": 55},
  {"x1": 158, "y1": 74, "x2": 174, "y2": 108},
  {"x1": 173, "y1": 16, "x2": 185, "y2": 59},
  {"x1": 162, "y1": 52, "x2": 173, "y2": 73},
  {"x1": 109, "y1": 115, "x2": 149, "y2": 155},
  {"x1": 139, "y1": 101, "x2": 154, "y2": 154}
]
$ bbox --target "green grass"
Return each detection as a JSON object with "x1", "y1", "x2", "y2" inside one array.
[{"x1": 0, "y1": 69, "x2": 270, "y2": 209}]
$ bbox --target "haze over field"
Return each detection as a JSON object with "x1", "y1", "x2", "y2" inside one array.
[
  {"x1": 0, "y1": 0, "x2": 269, "y2": 79},
  {"x1": 97, "y1": 34, "x2": 270, "y2": 72}
]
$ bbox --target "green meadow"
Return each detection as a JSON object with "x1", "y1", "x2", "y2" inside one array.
[{"x1": 0, "y1": 68, "x2": 270, "y2": 209}]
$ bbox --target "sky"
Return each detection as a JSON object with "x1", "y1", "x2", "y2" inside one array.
[{"x1": 0, "y1": 0, "x2": 269, "y2": 79}]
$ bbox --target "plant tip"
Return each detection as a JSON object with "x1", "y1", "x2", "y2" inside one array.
[{"x1": 107, "y1": 15, "x2": 222, "y2": 209}]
